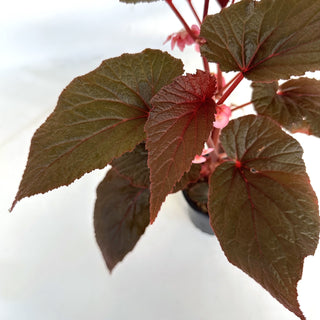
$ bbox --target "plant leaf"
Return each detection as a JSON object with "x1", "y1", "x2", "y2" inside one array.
[
  {"x1": 252, "y1": 78, "x2": 320, "y2": 136},
  {"x1": 111, "y1": 143, "x2": 150, "y2": 187},
  {"x1": 12, "y1": 49, "x2": 183, "y2": 209},
  {"x1": 172, "y1": 164, "x2": 201, "y2": 193},
  {"x1": 208, "y1": 115, "x2": 319, "y2": 320},
  {"x1": 185, "y1": 181, "x2": 209, "y2": 213},
  {"x1": 94, "y1": 168, "x2": 150, "y2": 271},
  {"x1": 200, "y1": 0, "x2": 320, "y2": 81},
  {"x1": 145, "y1": 70, "x2": 216, "y2": 223}
]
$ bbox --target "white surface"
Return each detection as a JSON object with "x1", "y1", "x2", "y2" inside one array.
[{"x1": 1, "y1": 1, "x2": 320, "y2": 319}]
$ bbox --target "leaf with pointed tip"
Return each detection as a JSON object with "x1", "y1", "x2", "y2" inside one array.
[
  {"x1": 12, "y1": 49, "x2": 183, "y2": 209},
  {"x1": 252, "y1": 78, "x2": 320, "y2": 136},
  {"x1": 94, "y1": 168, "x2": 150, "y2": 271},
  {"x1": 208, "y1": 115, "x2": 319, "y2": 320},
  {"x1": 200, "y1": 0, "x2": 320, "y2": 81},
  {"x1": 145, "y1": 70, "x2": 216, "y2": 223},
  {"x1": 112, "y1": 143, "x2": 150, "y2": 187}
]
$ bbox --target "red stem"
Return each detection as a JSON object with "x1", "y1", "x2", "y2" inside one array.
[
  {"x1": 231, "y1": 101, "x2": 252, "y2": 112},
  {"x1": 217, "y1": 72, "x2": 244, "y2": 105},
  {"x1": 222, "y1": 72, "x2": 241, "y2": 92},
  {"x1": 202, "y1": 0, "x2": 210, "y2": 22},
  {"x1": 202, "y1": 57, "x2": 210, "y2": 73},
  {"x1": 165, "y1": 0, "x2": 197, "y2": 41},
  {"x1": 186, "y1": 0, "x2": 202, "y2": 25},
  {"x1": 216, "y1": 64, "x2": 223, "y2": 94}
]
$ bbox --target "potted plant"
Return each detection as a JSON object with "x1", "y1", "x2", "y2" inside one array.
[{"x1": 10, "y1": 0, "x2": 320, "y2": 319}]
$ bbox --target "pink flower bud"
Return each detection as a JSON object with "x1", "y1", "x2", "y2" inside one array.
[
  {"x1": 213, "y1": 105, "x2": 231, "y2": 129},
  {"x1": 192, "y1": 148, "x2": 214, "y2": 164}
]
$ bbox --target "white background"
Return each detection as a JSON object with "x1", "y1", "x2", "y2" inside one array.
[{"x1": 1, "y1": 0, "x2": 320, "y2": 319}]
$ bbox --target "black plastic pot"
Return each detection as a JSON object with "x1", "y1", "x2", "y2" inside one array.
[{"x1": 182, "y1": 190, "x2": 214, "y2": 235}]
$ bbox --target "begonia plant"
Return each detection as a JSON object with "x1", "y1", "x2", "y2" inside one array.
[{"x1": 11, "y1": 0, "x2": 320, "y2": 319}]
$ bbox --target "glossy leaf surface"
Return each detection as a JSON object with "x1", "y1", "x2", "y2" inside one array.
[
  {"x1": 94, "y1": 169, "x2": 150, "y2": 271},
  {"x1": 146, "y1": 70, "x2": 216, "y2": 222},
  {"x1": 208, "y1": 115, "x2": 319, "y2": 319},
  {"x1": 200, "y1": 0, "x2": 320, "y2": 81},
  {"x1": 12, "y1": 49, "x2": 183, "y2": 208},
  {"x1": 252, "y1": 78, "x2": 320, "y2": 136}
]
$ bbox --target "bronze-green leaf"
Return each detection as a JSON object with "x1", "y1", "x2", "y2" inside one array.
[
  {"x1": 208, "y1": 115, "x2": 319, "y2": 320},
  {"x1": 172, "y1": 164, "x2": 201, "y2": 194},
  {"x1": 200, "y1": 0, "x2": 320, "y2": 81},
  {"x1": 94, "y1": 168, "x2": 150, "y2": 271},
  {"x1": 111, "y1": 143, "x2": 150, "y2": 187},
  {"x1": 145, "y1": 70, "x2": 216, "y2": 223},
  {"x1": 252, "y1": 78, "x2": 320, "y2": 136},
  {"x1": 12, "y1": 49, "x2": 183, "y2": 209}
]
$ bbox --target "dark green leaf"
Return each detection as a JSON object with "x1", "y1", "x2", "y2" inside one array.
[
  {"x1": 200, "y1": 0, "x2": 320, "y2": 81},
  {"x1": 94, "y1": 168, "x2": 150, "y2": 271},
  {"x1": 208, "y1": 115, "x2": 319, "y2": 320},
  {"x1": 252, "y1": 78, "x2": 320, "y2": 136},
  {"x1": 146, "y1": 70, "x2": 216, "y2": 223},
  {"x1": 12, "y1": 49, "x2": 183, "y2": 209},
  {"x1": 112, "y1": 143, "x2": 149, "y2": 187}
]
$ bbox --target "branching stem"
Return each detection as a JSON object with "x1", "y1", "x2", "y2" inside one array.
[
  {"x1": 165, "y1": 0, "x2": 197, "y2": 41},
  {"x1": 217, "y1": 72, "x2": 244, "y2": 105}
]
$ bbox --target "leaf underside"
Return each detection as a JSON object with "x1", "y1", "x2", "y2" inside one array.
[
  {"x1": 252, "y1": 78, "x2": 320, "y2": 137},
  {"x1": 146, "y1": 70, "x2": 216, "y2": 223},
  {"x1": 94, "y1": 168, "x2": 150, "y2": 271},
  {"x1": 12, "y1": 49, "x2": 183, "y2": 209},
  {"x1": 200, "y1": 0, "x2": 320, "y2": 81},
  {"x1": 208, "y1": 115, "x2": 319, "y2": 320}
]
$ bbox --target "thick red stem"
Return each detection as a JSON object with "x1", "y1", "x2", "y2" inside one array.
[
  {"x1": 217, "y1": 72, "x2": 244, "y2": 105},
  {"x1": 165, "y1": 0, "x2": 197, "y2": 41},
  {"x1": 216, "y1": 64, "x2": 224, "y2": 94},
  {"x1": 186, "y1": 0, "x2": 202, "y2": 25},
  {"x1": 202, "y1": 0, "x2": 210, "y2": 22},
  {"x1": 202, "y1": 57, "x2": 210, "y2": 73},
  {"x1": 222, "y1": 72, "x2": 240, "y2": 92}
]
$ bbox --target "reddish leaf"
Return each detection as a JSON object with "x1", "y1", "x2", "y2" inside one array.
[
  {"x1": 252, "y1": 78, "x2": 320, "y2": 137},
  {"x1": 201, "y1": 0, "x2": 320, "y2": 81},
  {"x1": 145, "y1": 70, "x2": 216, "y2": 223},
  {"x1": 12, "y1": 49, "x2": 183, "y2": 209},
  {"x1": 208, "y1": 115, "x2": 319, "y2": 320},
  {"x1": 94, "y1": 168, "x2": 150, "y2": 271}
]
